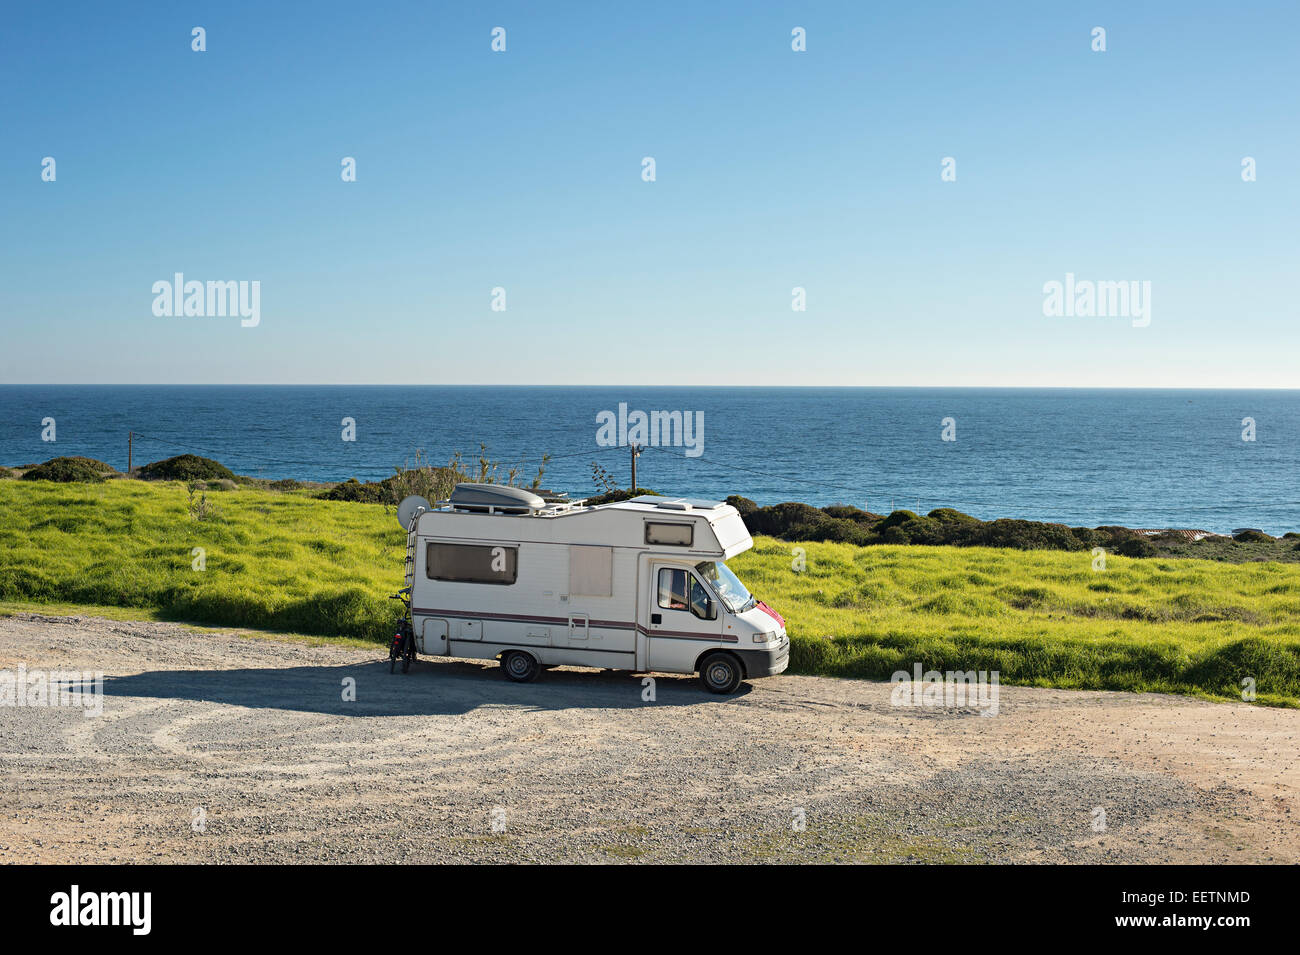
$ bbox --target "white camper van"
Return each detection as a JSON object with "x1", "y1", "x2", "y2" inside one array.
[{"x1": 394, "y1": 484, "x2": 789, "y2": 693}]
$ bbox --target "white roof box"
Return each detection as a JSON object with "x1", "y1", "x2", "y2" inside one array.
[{"x1": 449, "y1": 483, "x2": 546, "y2": 514}]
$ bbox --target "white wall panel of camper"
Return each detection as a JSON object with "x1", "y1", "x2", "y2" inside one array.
[{"x1": 398, "y1": 484, "x2": 790, "y2": 693}]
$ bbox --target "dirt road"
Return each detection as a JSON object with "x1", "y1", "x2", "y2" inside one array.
[{"x1": 0, "y1": 612, "x2": 1295, "y2": 863}]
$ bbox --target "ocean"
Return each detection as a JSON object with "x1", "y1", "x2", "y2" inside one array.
[{"x1": 1, "y1": 386, "x2": 1297, "y2": 535}]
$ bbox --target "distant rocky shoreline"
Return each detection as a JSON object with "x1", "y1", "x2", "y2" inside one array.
[{"x1": 6, "y1": 453, "x2": 1297, "y2": 564}]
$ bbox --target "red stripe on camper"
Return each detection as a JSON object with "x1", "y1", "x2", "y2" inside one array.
[
  {"x1": 412, "y1": 607, "x2": 737, "y2": 643},
  {"x1": 756, "y1": 600, "x2": 785, "y2": 628}
]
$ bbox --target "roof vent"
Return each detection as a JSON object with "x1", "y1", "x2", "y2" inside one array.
[
  {"x1": 630, "y1": 494, "x2": 724, "y2": 510},
  {"x1": 449, "y1": 483, "x2": 546, "y2": 514}
]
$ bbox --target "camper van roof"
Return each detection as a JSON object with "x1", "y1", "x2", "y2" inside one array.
[
  {"x1": 627, "y1": 494, "x2": 726, "y2": 511},
  {"x1": 428, "y1": 487, "x2": 735, "y2": 520}
]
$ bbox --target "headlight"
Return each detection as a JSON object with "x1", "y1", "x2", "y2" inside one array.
[{"x1": 753, "y1": 630, "x2": 777, "y2": 643}]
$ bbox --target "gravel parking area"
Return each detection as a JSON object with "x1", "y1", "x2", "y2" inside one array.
[{"x1": 1, "y1": 612, "x2": 1295, "y2": 864}]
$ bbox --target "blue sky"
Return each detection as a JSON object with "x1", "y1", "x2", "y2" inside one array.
[{"x1": 2, "y1": 1, "x2": 1297, "y2": 386}]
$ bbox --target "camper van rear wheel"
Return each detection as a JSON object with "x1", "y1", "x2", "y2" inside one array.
[
  {"x1": 502, "y1": 650, "x2": 540, "y2": 683},
  {"x1": 699, "y1": 652, "x2": 743, "y2": 694}
]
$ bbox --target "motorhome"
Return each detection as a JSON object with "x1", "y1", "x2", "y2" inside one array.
[{"x1": 396, "y1": 484, "x2": 789, "y2": 693}]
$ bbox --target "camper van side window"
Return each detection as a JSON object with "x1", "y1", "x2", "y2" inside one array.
[
  {"x1": 645, "y1": 521, "x2": 693, "y2": 546},
  {"x1": 657, "y1": 568, "x2": 688, "y2": 610},
  {"x1": 427, "y1": 542, "x2": 518, "y2": 585}
]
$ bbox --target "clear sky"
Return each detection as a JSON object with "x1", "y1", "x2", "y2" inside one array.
[{"x1": 2, "y1": 1, "x2": 1297, "y2": 387}]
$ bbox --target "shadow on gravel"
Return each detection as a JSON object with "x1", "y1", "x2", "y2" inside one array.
[{"x1": 100, "y1": 659, "x2": 750, "y2": 716}]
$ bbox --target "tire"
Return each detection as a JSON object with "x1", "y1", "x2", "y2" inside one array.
[
  {"x1": 699, "y1": 652, "x2": 744, "y2": 694},
  {"x1": 501, "y1": 650, "x2": 540, "y2": 683}
]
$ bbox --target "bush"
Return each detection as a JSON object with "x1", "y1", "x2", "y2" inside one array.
[
  {"x1": 269, "y1": 479, "x2": 302, "y2": 491},
  {"x1": 138, "y1": 454, "x2": 235, "y2": 482},
  {"x1": 725, "y1": 495, "x2": 758, "y2": 516},
  {"x1": 319, "y1": 478, "x2": 390, "y2": 504},
  {"x1": 0, "y1": 466, "x2": 12, "y2": 480},
  {"x1": 1233, "y1": 530, "x2": 1273, "y2": 543},
  {"x1": 21, "y1": 456, "x2": 117, "y2": 483},
  {"x1": 875, "y1": 511, "x2": 944, "y2": 545},
  {"x1": 586, "y1": 487, "x2": 655, "y2": 506},
  {"x1": 969, "y1": 519, "x2": 1086, "y2": 551},
  {"x1": 822, "y1": 505, "x2": 882, "y2": 524},
  {"x1": 876, "y1": 509, "x2": 921, "y2": 531},
  {"x1": 743, "y1": 502, "x2": 827, "y2": 538},
  {"x1": 196, "y1": 479, "x2": 238, "y2": 492},
  {"x1": 1093, "y1": 526, "x2": 1142, "y2": 549},
  {"x1": 928, "y1": 507, "x2": 979, "y2": 526},
  {"x1": 1117, "y1": 536, "x2": 1157, "y2": 558}
]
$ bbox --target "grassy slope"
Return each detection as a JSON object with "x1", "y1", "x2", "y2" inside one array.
[
  {"x1": 0, "y1": 480, "x2": 402, "y2": 639},
  {"x1": 2, "y1": 480, "x2": 1297, "y2": 704}
]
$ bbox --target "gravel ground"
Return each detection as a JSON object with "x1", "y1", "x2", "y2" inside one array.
[{"x1": 1, "y1": 612, "x2": 1296, "y2": 864}]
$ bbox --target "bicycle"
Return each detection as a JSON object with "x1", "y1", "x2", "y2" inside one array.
[{"x1": 388, "y1": 587, "x2": 415, "y2": 674}]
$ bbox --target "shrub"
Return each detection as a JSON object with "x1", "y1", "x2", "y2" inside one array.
[
  {"x1": 138, "y1": 454, "x2": 235, "y2": 482},
  {"x1": 822, "y1": 505, "x2": 882, "y2": 524},
  {"x1": 725, "y1": 495, "x2": 758, "y2": 516},
  {"x1": 875, "y1": 511, "x2": 944, "y2": 545},
  {"x1": 1234, "y1": 530, "x2": 1273, "y2": 543},
  {"x1": 586, "y1": 487, "x2": 655, "y2": 506},
  {"x1": 744, "y1": 502, "x2": 830, "y2": 538},
  {"x1": 268, "y1": 478, "x2": 302, "y2": 491},
  {"x1": 322, "y1": 447, "x2": 549, "y2": 508},
  {"x1": 928, "y1": 507, "x2": 979, "y2": 525},
  {"x1": 1070, "y1": 527, "x2": 1100, "y2": 547},
  {"x1": 0, "y1": 466, "x2": 12, "y2": 480},
  {"x1": 1094, "y1": 525, "x2": 1142, "y2": 549},
  {"x1": 971, "y1": 519, "x2": 1085, "y2": 552},
  {"x1": 319, "y1": 478, "x2": 390, "y2": 504},
  {"x1": 1117, "y1": 536, "x2": 1157, "y2": 558},
  {"x1": 875, "y1": 509, "x2": 921, "y2": 531},
  {"x1": 21, "y1": 457, "x2": 117, "y2": 483}
]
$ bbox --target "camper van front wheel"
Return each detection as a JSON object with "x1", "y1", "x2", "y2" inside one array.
[
  {"x1": 699, "y1": 652, "x2": 744, "y2": 694},
  {"x1": 501, "y1": 650, "x2": 540, "y2": 683}
]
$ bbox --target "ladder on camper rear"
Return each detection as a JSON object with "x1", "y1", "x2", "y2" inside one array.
[{"x1": 403, "y1": 521, "x2": 417, "y2": 591}]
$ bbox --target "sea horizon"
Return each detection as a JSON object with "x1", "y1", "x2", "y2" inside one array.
[{"x1": 3, "y1": 384, "x2": 1297, "y2": 535}]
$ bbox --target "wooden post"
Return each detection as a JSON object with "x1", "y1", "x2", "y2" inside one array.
[{"x1": 128, "y1": 431, "x2": 132, "y2": 475}]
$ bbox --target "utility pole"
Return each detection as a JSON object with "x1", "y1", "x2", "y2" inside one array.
[
  {"x1": 630, "y1": 444, "x2": 641, "y2": 493},
  {"x1": 128, "y1": 431, "x2": 133, "y2": 476}
]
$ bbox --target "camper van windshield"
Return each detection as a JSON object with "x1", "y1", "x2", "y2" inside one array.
[{"x1": 695, "y1": 561, "x2": 754, "y2": 614}]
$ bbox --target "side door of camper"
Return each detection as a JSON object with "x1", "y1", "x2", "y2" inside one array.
[{"x1": 644, "y1": 559, "x2": 724, "y2": 673}]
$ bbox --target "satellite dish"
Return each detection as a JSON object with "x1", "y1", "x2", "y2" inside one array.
[{"x1": 397, "y1": 495, "x2": 431, "y2": 529}]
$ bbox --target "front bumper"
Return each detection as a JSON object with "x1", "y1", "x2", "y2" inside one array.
[{"x1": 734, "y1": 633, "x2": 790, "y2": 678}]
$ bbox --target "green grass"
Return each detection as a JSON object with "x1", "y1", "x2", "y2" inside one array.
[
  {"x1": 2, "y1": 480, "x2": 1297, "y2": 705},
  {"x1": 0, "y1": 479, "x2": 403, "y2": 640},
  {"x1": 733, "y1": 538, "x2": 1300, "y2": 705}
]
